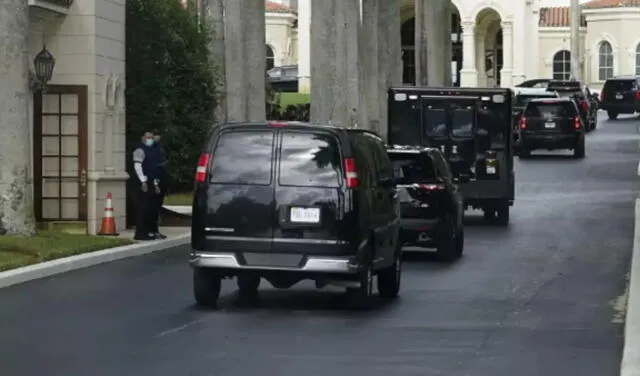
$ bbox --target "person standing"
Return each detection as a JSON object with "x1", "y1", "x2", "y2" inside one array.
[
  {"x1": 150, "y1": 130, "x2": 168, "y2": 239},
  {"x1": 132, "y1": 131, "x2": 162, "y2": 240}
]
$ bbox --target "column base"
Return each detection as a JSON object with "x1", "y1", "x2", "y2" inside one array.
[
  {"x1": 298, "y1": 76, "x2": 311, "y2": 94},
  {"x1": 477, "y1": 73, "x2": 486, "y2": 87},
  {"x1": 500, "y1": 68, "x2": 513, "y2": 88},
  {"x1": 459, "y1": 68, "x2": 478, "y2": 87}
]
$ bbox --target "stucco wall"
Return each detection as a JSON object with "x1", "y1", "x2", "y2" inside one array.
[
  {"x1": 537, "y1": 27, "x2": 587, "y2": 80},
  {"x1": 27, "y1": 0, "x2": 127, "y2": 234},
  {"x1": 266, "y1": 12, "x2": 297, "y2": 66}
]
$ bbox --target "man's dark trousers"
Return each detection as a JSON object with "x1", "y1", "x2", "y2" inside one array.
[{"x1": 135, "y1": 187, "x2": 155, "y2": 238}]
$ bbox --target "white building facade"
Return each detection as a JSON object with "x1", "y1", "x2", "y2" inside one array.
[
  {"x1": 27, "y1": 0, "x2": 127, "y2": 234},
  {"x1": 265, "y1": 0, "x2": 640, "y2": 92}
]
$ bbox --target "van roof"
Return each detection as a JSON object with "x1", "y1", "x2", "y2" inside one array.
[
  {"x1": 214, "y1": 121, "x2": 383, "y2": 138},
  {"x1": 386, "y1": 144, "x2": 438, "y2": 154},
  {"x1": 528, "y1": 97, "x2": 573, "y2": 103}
]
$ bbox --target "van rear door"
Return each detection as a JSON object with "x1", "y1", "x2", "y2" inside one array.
[
  {"x1": 272, "y1": 129, "x2": 348, "y2": 255},
  {"x1": 202, "y1": 128, "x2": 276, "y2": 253}
]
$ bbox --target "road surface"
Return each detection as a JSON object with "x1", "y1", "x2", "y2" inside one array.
[{"x1": 0, "y1": 113, "x2": 638, "y2": 376}]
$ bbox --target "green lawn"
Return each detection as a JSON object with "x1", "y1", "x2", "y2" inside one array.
[
  {"x1": 0, "y1": 231, "x2": 133, "y2": 272},
  {"x1": 164, "y1": 193, "x2": 193, "y2": 206},
  {"x1": 278, "y1": 92, "x2": 310, "y2": 108}
]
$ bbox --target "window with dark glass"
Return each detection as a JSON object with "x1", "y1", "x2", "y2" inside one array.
[
  {"x1": 552, "y1": 50, "x2": 571, "y2": 80},
  {"x1": 210, "y1": 131, "x2": 274, "y2": 185},
  {"x1": 278, "y1": 132, "x2": 342, "y2": 187},
  {"x1": 423, "y1": 108, "x2": 447, "y2": 137},
  {"x1": 389, "y1": 153, "x2": 436, "y2": 184},
  {"x1": 451, "y1": 108, "x2": 473, "y2": 137}
]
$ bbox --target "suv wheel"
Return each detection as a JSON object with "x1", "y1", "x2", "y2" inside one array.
[
  {"x1": 574, "y1": 137, "x2": 585, "y2": 159},
  {"x1": 237, "y1": 274, "x2": 261, "y2": 300},
  {"x1": 436, "y1": 220, "x2": 460, "y2": 262},
  {"x1": 455, "y1": 228, "x2": 464, "y2": 257},
  {"x1": 378, "y1": 242, "x2": 402, "y2": 299},
  {"x1": 193, "y1": 268, "x2": 221, "y2": 308},
  {"x1": 347, "y1": 262, "x2": 373, "y2": 309},
  {"x1": 519, "y1": 145, "x2": 531, "y2": 158},
  {"x1": 608, "y1": 111, "x2": 618, "y2": 120}
]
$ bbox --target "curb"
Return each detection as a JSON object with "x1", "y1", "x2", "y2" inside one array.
[
  {"x1": 0, "y1": 234, "x2": 191, "y2": 290},
  {"x1": 621, "y1": 198, "x2": 640, "y2": 376}
]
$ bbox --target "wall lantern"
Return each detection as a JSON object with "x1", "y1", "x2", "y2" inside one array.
[{"x1": 30, "y1": 45, "x2": 56, "y2": 92}]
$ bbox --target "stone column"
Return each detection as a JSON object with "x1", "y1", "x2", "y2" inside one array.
[
  {"x1": 310, "y1": 0, "x2": 361, "y2": 127},
  {"x1": 415, "y1": 0, "x2": 450, "y2": 86},
  {"x1": 0, "y1": 0, "x2": 35, "y2": 235},
  {"x1": 210, "y1": 0, "x2": 266, "y2": 123},
  {"x1": 500, "y1": 20, "x2": 513, "y2": 88},
  {"x1": 377, "y1": 0, "x2": 402, "y2": 140},
  {"x1": 203, "y1": 0, "x2": 227, "y2": 122},
  {"x1": 297, "y1": 0, "x2": 311, "y2": 93},
  {"x1": 361, "y1": 0, "x2": 380, "y2": 131},
  {"x1": 459, "y1": 20, "x2": 477, "y2": 87},
  {"x1": 476, "y1": 31, "x2": 486, "y2": 86}
]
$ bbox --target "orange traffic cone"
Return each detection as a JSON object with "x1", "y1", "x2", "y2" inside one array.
[{"x1": 98, "y1": 193, "x2": 119, "y2": 236}]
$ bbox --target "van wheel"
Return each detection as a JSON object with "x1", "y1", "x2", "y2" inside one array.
[
  {"x1": 378, "y1": 242, "x2": 402, "y2": 299},
  {"x1": 608, "y1": 111, "x2": 618, "y2": 120},
  {"x1": 237, "y1": 274, "x2": 261, "y2": 300},
  {"x1": 193, "y1": 268, "x2": 221, "y2": 308},
  {"x1": 454, "y1": 228, "x2": 464, "y2": 257},
  {"x1": 483, "y1": 209, "x2": 495, "y2": 221},
  {"x1": 436, "y1": 221, "x2": 459, "y2": 262},
  {"x1": 519, "y1": 145, "x2": 531, "y2": 158},
  {"x1": 574, "y1": 137, "x2": 585, "y2": 158},
  {"x1": 495, "y1": 203, "x2": 510, "y2": 226},
  {"x1": 347, "y1": 262, "x2": 373, "y2": 309}
]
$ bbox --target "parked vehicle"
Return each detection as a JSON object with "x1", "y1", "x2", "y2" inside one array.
[
  {"x1": 516, "y1": 78, "x2": 551, "y2": 88},
  {"x1": 518, "y1": 97, "x2": 585, "y2": 159},
  {"x1": 387, "y1": 145, "x2": 465, "y2": 261},
  {"x1": 388, "y1": 87, "x2": 515, "y2": 225},
  {"x1": 267, "y1": 65, "x2": 298, "y2": 93},
  {"x1": 190, "y1": 122, "x2": 402, "y2": 308},
  {"x1": 512, "y1": 88, "x2": 560, "y2": 151},
  {"x1": 546, "y1": 80, "x2": 598, "y2": 131},
  {"x1": 600, "y1": 76, "x2": 640, "y2": 119}
]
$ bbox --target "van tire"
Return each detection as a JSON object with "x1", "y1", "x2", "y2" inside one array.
[
  {"x1": 193, "y1": 268, "x2": 221, "y2": 308},
  {"x1": 237, "y1": 274, "x2": 261, "y2": 300},
  {"x1": 574, "y1": 137, "x2": 585, "y2": 158},
  {"x1": 608, "y1": 111, "x2": 618, "y2": 120},
  {"x1": 519, "y1": 145, "x2": 531, "y2": 158},
  {"x1": 347, "y1": 257, "x2": 373, "y2": 309},
  {"x1": 495, "y1": 203, "x2": 510, "y2": 226},
  {"x1": 436, "y1": 220, "x2": 459, "y2": 262},
  {"x1": 378, "y1": 242, "x2": 402, "y2": 299},
  {"x1": 455, "y1": 228, "x2": 464, "y2": 257}
]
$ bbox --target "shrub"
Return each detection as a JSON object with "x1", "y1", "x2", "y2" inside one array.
[{"x1": 125, "y1": 0, "x2": 218, "y2": 193}]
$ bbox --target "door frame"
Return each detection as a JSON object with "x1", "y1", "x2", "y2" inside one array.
[{"x1": 33, "y1": 85, "x2": 89, "y2": 222}]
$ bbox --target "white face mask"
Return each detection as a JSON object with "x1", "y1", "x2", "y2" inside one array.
[{"x1": 144, "y1": 139, "x2": 155, "y2": 147}]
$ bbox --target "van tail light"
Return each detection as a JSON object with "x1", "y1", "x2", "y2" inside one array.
[
  {"x1": 418, "y1": 184, "x2": 445, "y2": 191},
  {"x1": 573, "y1": 116, "x2": 581, "y2": 129},
  {"x1": 195, "y1": 153, "x2": 211, "y2": 183},
  {"x1": 343, "y1": 158, "x2": 359, "y2": 189},
  {"x1": 580, "y1": 100, "x2": 588, "y2": 111},
  {"x1": 519, "y1": 116, "x2": 526, "y2": 129},
  {"x1": 635, "y1": 91, "x2": 640, "y2": 100}
]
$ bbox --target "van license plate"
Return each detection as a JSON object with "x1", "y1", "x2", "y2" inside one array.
[
  {"x1": 616, "y1": 94, "x2": 623, "y2": 99},
  {"x1": 290, "y1": 207, "x2": 320, "y2": 223},
  {"x1": 545, "y1": 122, "x2": 556, "y2": 128}
]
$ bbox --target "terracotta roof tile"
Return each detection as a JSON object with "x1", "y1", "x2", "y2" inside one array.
[
  {"x1": 583, "y1": 0, "x2": 640, "y2": 9},
  {"x1": 266, "y1": 1, "x2": 293, "y2": 13},
  {"x1": 539, "y1": 6, "x2": 587, "y2": 27}
]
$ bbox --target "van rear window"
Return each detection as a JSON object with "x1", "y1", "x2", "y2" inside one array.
[
  {"x1": 389, "y1": 153, "x2": 436, "y2": 184},
  {"x1": 210, "y1": 131, "x2": 274, "y2": 185},
  {"x1": 278, "y1": 132, "x2": 342, "y2": 188}
]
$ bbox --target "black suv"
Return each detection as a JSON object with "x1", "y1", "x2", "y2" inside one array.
[
  {"x1": 519, "y1": 98, "x2": 585, "y2": 158},
  {"x1": 387, "y1": 146, "x2": 464, "y2": 261},
  {"x1": 546, "y1": 80, "x2": 598, "y2": 131},
  {"x1": 190, "y1": 122, "x2": 402, "y2": 308},
  {"x1": 600, "y1": 76, "x2": 640, "y2": 119}
]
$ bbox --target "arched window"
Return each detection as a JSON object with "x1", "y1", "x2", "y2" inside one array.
[
  {"x1": 552, "y1": 50, "x2": 571, "y2": 80},
  {"x1": 598, "y1": 41, "x2": 614, "y2": 81},
  {"x1": 636, "y1": 43, "x2": 640, "y2": 75},
  {"x1": 266, "y1": 45, "x2": 275, "y2": 71}
]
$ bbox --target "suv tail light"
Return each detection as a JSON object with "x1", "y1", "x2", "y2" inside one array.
[
  {"x1": 574, "y1": 116, "x2": 581, "y2": 129},
  {"x1": 580, "y1": 100, "x2": 588, "y2": 111},
  {"x1": 519, "y1": 116, "x2": 526, "y2": 129},
  {"x1": 635, "y1": 91, "x2": 640, "y2": 100},
  {"x1": 195, "y1": 153, "x2": 211, "y2": 183},
  {"x1": 343, "y1": 158, "x2": 359, "y2": 189}
]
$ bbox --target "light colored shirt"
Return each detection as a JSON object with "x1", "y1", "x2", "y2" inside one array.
[{"x1": 133, "y1": 148, "x2": 147, "y2": 183}]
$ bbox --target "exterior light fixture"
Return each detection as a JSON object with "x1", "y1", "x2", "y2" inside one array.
[{"x1": 30, "y1": 45, "x2": 55, "y2": 92}]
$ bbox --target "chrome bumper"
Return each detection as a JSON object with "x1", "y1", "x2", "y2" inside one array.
[{"x1": 189, "y1": 252, "x2": 360, "y2": 274}]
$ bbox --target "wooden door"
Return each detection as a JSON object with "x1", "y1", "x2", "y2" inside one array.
[{"x1": 33, "y1": 85, "x2": 88, "y2": 222}]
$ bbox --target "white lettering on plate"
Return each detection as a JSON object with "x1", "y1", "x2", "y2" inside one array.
[{"x1": 394, "y1": 93, "x2": 407, "y2": 101}]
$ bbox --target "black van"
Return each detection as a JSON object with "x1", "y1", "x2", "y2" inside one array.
[
  {"x1": 600, "y1": 76, "x2": 640, "y2": 119},
  {"x1": 190, "y1": 122, "x2": 402, "y2": 308}
]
